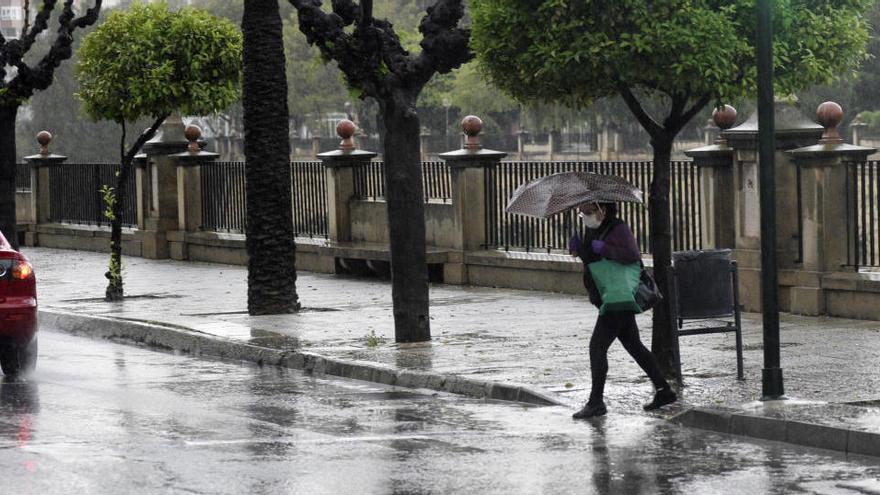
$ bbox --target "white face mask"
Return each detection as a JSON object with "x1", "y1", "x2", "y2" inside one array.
[{"x1": 579, "y1": 212, "x2": 602, "y2": 229}]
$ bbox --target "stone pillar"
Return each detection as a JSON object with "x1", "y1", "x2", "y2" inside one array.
[
  {"x1": 439, "y1": 115, "x2": 506, "y2": 284},
  {"x1": 516, "y1": 129, "x2": 529, "y2": 160},
  {"x1": 140, "y1": 114, "x2": 190, "y2": 259},
  {"x1": 167, "y1": 125, "x2": 219, "y2": 260},
  {"x1": 420, "y1": 130, "x2": 430, "y2": 161},
  {"x1": 317, "y1": 120, "x2": 377, "y2": 271},
  {"x1": 787, "y1": 102, "x2": 876, "y2": 315},
  {"x1": 722, "y1": 99, "x2": 824, "y2": 311},
  {"x1": 133, "y1": 153, "x2": 149, "y2": 230},
  {"x1": 703, "y1": 118, "x2": 719, "y2": 145},
  {"x1": 23, "y1": 131, "x2": 66, "y2": 245},
  {"x1": 850, "y1": 117, "x2": 866, "y2": 147},
  {"x1": 684, "y1": 105, "x2": 737, "y2": 250},
  {"x1": 311, "y1": 136, "x2": 321, "y2": 157}
]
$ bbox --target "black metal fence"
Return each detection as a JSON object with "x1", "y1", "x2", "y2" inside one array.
[
  {"x1": 201, "y1": 161, "x2": 246, "y2": 233},
  {"x1": 291, "y1": 161, "x2": 328, "y2": 239},
  {"x1": 48, "y1": 163, "x2": 136, "y2": 227},
  {"x1": 850, "y1": 160, "x2": 880, "y2": 268},
  {"x1": 16, "y1": 163, "x2": 30, "y2": 191},
  {"x1": 484, "y1": 161, "x2": 702, "y2": 254},
  {"x1": 353, "y1": 161, "x2": 452, "y2": 203},
  {"x1": 199, "y1": 161, "x2": 329, "y2": 238}
]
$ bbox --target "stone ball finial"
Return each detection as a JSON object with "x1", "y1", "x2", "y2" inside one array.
[
  {"x1": 337, "y1": 119, "x2": 356, "y2": 150},
  {"x1": 184, "y1": 124, "x2": 202, "y2": 152},
  {"x1": 462, "y1": 115, "x2": 483, "y2": 149},
  {"x1": 712, "y1": 105, "x2": 738, "y2": 131},
  {"x1": 37, "y1": 130, "x2": 52, "y2": 155},
  {"x1": 816, "y1": 101, "x2": 844, "y2": 145}
]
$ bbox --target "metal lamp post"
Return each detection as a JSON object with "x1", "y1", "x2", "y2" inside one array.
[{"x1": 757, "y1": 0, "x2": 785, "y2": 400}]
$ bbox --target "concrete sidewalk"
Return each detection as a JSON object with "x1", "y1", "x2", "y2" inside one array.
[{"x1": 24, "y1": 247, "x2": 880, "y2": 457}]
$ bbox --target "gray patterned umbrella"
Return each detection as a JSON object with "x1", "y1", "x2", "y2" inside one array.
[{"x1": 505, "y1": 171, "x2": 644, "y2": 218}]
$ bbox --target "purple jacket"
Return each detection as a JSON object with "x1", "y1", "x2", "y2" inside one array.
[{"x1": 594, "y1": 223, "x2": 641, "y2": 263}]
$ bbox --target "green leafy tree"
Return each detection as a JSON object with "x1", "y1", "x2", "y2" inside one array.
[
  {"x1": 75, "y1": 1, "x2": 242, "y2": 301},
  {"x1": 0, "y1": 1, "x2": 103, "y2": 247},
  {"x1": 471, "y1": 0, "x2": 870, "y2": 376}
]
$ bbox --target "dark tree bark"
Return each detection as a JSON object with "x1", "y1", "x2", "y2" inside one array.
[
  {"x1": 0, "y1": 105, "x2": 18, "y2": 247},
  {"x1": 105, "y1": 115, "x2": 166, "y2": 301},
  {"x1": 619, "y1": 86, "x2": 710, "y2": 380},
  {"x1": 242, "y1": 0, "x2": 300, "y2": 315},
  {"x1": 381, "y1": 92, "x2": 430, "y2": 341},
  {"x1": 288, "y1": 0, "x2": 471, "y2": 342},
  {"x1": 0, "y1": 1, "x2": 102, "y2": 248}
]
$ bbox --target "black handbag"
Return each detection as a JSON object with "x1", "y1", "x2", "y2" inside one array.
[{"x1": 635, "y1": 265, "x2": 663, "y2": 312}]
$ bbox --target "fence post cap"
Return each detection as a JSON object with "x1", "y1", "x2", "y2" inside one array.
[
  {"x1": 817, "y1": 101, "x2": 844, "y2": 145},
  {"x1": 170, "y1": 124, "x2": 218, "y2": 164},
  {"x1": 143, "y1": 114, "x2": 191, "y2": 155},
  {"x1": 24, "y1": 130, "x2": 66, "y2": 165},
  {"x1": 685, "y1": 105, "x2": 738, "y2": 161},
  {"x1": 337, "y1": 119, "x2": 357, "y2": 151},
  {"x1": 439, "y1": 114, "x2": 506, "y2": 165},
  {"x1": 318, "y1": 120, "x2": 376, "y2": 165}
]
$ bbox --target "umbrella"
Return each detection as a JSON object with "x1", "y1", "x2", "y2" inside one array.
[{"x1": 505, "y1": 171, "x2": 644, "y2": 218}]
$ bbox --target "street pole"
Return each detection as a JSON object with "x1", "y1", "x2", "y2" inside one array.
[{"x1": 757, "y1": 0, "x2": 784, "y2": 399}]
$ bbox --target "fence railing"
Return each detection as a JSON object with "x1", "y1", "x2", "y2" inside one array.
[
  {"x1": 16, "y1": 163, "x2": 30, "y2": 191},
  {"x1": 484, "y1": 161, "x2": 702, "y2": 254},
  {"x1": 201, "y1": 161, "x2": 246, "y2": 233},
  {"x1": 199, "y1": 161, "x2": 329, "y2": 239},
  {"x1": 291, "y1": 161, "x2": 328, "y2": 239},
  {"x1": 48, "y1": 163, "x2": 136, "y2": 228},
  {"x1": 851, "y1": 160, "x2": 880, "y2": 268},
  {"x1": 353, "y1": 161, "x2": 452, "y2": 203}
]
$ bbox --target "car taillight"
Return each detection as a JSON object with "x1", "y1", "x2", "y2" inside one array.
[{"x1": 11, "y1": 260, "x2": 33, "y2": 280}]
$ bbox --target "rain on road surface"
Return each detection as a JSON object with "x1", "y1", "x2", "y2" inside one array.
[{"x1": 1, "y1": 329, "x2": 878, "y2": 494}]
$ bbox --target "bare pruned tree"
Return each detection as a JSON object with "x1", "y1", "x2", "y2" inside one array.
[
  {"x1": 0, "y1": 0, "x2": 102, "y2": 247},
  {"x1": 288, "y1": 0, "x2": 471, "y2": 342}
]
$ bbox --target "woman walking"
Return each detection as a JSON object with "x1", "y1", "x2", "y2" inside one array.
[{"x1": 569, "y1": 201, "x2": 677, "y2": 419}]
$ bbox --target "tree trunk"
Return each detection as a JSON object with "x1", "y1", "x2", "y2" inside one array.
[
  {"x1": 0, "y1": 105, "x2": 19, "y2": 249},
  {"x1": 105, "y1": 127, "x2": 130, "y2": 302},
  {"x1": 380, "y1": 93, "x2": 431, "y2": 343},
  {"x1": 649, "y1": 135, "x2": 676, "y2": 378},
  {"x1": 242, "y1": 0, "x2": 300, "y2": 315}
]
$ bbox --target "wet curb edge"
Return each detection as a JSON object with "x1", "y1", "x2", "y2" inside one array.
[
  {"x1": 671, "y1": 406, "x2": 880, "y2": 458},
  {"x1": 40, "y1": 309, "x2": 566, "y2": 408}
]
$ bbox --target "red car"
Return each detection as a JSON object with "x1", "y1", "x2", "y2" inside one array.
[{"x1": 0, "y1": 232, "x2": 37, "y2": 376}]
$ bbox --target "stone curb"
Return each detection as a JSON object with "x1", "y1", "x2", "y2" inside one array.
[
  {"x1": 39, "y1": 309, "x2": 566, "y2": 407},
  {"x1": 671, "y1": 406, "x2": 880, "y2": 458}
]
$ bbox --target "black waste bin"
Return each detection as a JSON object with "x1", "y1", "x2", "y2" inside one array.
[{"x1": 670, "y1": 249, "x2": 743, "y2": 383}]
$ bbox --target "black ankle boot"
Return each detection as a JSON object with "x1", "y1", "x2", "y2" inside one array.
[
  {"x1": 643, "y1": 387, "x2": 677, "y2": 411},
  {"x1": 573, "y1": 401, "x2": 607, "y2": 419}
]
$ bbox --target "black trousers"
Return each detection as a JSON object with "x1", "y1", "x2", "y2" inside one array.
[{"x1": 588, "y1": 311, "x2": 668, "y2": 404}]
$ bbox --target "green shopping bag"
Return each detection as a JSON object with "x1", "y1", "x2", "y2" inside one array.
[{"x1": 588, "y1": 259, "x2": 642, "y2": 315}]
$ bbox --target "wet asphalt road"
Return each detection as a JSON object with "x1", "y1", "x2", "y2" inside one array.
[{"x1": 1, "y1": 330, "x2": 879, "y2": 494}]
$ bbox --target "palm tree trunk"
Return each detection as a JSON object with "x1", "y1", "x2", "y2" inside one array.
[
  {"x1": 0, "y1": 105, "x2": 19, "y2": 249},
  {"x1": 380, "y1": 93, "x2": 430, "y2": 342},
  {"x1": 242, "y1": 0, "x2": 300, "y2": 315}
]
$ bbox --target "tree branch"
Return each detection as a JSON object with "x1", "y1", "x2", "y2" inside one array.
[
  {"x1": 123, "y1": 114, "x2": 168, "y2": 165},
  {"x1": 21, "y1": 0, "x2": 31, "y2": 39},
  {"x1": 8, "y1": 0, "x2": 102, "y2": 101},
  {"x1": 8, "y1": 0, "x2": 57, "y2": 67},
  {"x1": 671, "y1": 94, "x2": 712, "y2": 135},
  {"x1": 411, "y1": 0, "x2": 471, "y2": 86},
  {"x1": 617, "y1": 83, "x2": 663, "y2": 138}
]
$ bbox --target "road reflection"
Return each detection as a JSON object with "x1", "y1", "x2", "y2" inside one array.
[{"x1": 0, "y1": 376, "x2": 40, "y2": 474}]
